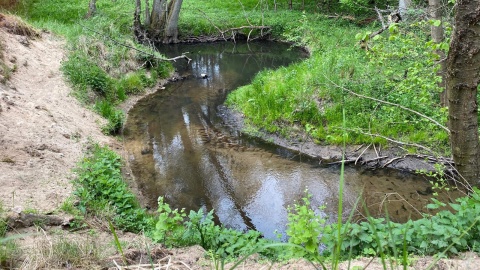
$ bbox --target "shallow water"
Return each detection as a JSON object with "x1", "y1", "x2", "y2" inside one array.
[{"x1": 124, "y1": 41, "x2": 458, "y2": 239}]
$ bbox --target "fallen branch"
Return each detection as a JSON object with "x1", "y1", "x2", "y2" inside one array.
[
  {"x1": 197, "y1": 8, "x2": 271, "y2": 42},
  {"x1": 366, "y1": 9, "x2": 401, "y2": 41},
  {"x1": 325, "y1": 76, "x2": 450, "y2": 134},
  {"x1": 79, "y1": 23, "x2": 191, "y2": 63},
  {"x1": 6, "y1": 211, "x2": 72, "y2": 229}
]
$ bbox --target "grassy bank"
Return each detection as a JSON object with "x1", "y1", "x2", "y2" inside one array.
[{"x1": 226, "y1": 15, "x2": 450, "y2": 154}]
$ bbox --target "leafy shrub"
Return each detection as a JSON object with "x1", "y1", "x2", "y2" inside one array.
[
  {"x1": 152, "y1": 197, "x2": 188, "y2": 247},
  {"x1": 73, "y1": 144, "x2": 153, "y2": 232},
  {"x1": 285, "y1": 189, "x2": 480, "y2": 259},
  {"x1": 284, "y1": 191, "x2": 325, "y2": 261},
  {"x1": 152, "y1": 198, "x2": 272, "y2": 259}
]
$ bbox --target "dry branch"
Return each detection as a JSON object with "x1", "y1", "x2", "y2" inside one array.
[
  {"x1": 325, "y1": 76, "x2": 450, "y2": 134},
  {"x1": 6, "y1": 211, "x2": 72, "y2": 229},
  {"x1": 196, "y1": 8, "x2": 271, "y2": 42},
  {"x1": 79, "y1": 23, "x2": 191, "y2": 63}
]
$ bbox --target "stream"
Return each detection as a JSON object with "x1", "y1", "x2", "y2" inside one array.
[{"x1": 123, "y1": 41, "x2": 458, "y2": 239}]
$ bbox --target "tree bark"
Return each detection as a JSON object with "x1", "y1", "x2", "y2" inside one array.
[
  {"x1": 150, "y1": 0, "x2": 167, "y2": 37},
  {"x1": 145, "y1": 0, "x2": 151, "y2": 26},
  {"x1": 134, "y1": 0, "x2": 142, "y2": 39},
  {"x1": 429, "y1": 0, "x2": 446, "y2": 105},
  {"x1": 163, "y1": 0, "x2": 182, "y2": 43},
  {"x1": 85, "y1": 0, "x2": 97, "y2": 18},
  {"x1": 446, "y1": 0, "x2": 480, "y2": 184}
]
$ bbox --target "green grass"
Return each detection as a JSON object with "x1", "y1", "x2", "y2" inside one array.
[{"x1": 226, "y1": 16, "x2": 450, "y2": 155}]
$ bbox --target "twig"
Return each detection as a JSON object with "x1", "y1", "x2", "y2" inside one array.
[
  {"x1": 382, "y1": 157, "x2": 402, "y2": 168},
  {"x1": 355, "y1": 143, "x2": 371, "y2": 165},
  {"x1": 113, "y1": 259, "x2": 122, "y2": 270},
  {"x1": 375, "y1": 6, "x2": 386, "y2": 29},
  {"x1": 373, "y1": 143, "x2": 379, "y2": 158},
  {"x1": 196, "y1": 9, "x2": 226, "y2": 41},
  {"x1": 364, "y1": 156, "x2": 388, "y2": 163},
  {"x1": 348, "y1": 128, "x2": 435, "y2": 153},
  {"x1": 354, "y1": 144, "x2": 365, "y2": 152},
  {"x1": 196, "y1": 8, "x2": 271, "y2": 42}
]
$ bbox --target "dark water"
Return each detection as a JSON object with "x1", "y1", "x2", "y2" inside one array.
[{"x1": 124, "y1": 41, "x2": 457, "y2": 239}]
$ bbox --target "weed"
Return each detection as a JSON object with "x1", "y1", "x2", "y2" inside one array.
[
  {"x1": 73, "y1": 143, "x2": 153, "y2": 233},
  {"x1": 283, "y1": 190, "x2": 324, "y2": 261}
]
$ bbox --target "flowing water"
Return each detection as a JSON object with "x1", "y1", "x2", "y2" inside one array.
[{"x1": 123, "y1": 41, "x2": 458, "y2": 239}]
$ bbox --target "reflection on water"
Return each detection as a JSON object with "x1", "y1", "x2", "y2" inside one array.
[{"x1": 124, "y1": 41, "x2": 459, "y2": 239}]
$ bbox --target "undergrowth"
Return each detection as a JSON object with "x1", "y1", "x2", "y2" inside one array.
[{"x1": 72, "y1": 144, "x2": 153, "y2": 232}]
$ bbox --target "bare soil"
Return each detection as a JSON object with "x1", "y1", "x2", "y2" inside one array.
[{"x1": 0, "y1": 14, "x2": 478, "y2": 270}]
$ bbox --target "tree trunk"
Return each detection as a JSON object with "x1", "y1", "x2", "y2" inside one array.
[
  {"x1": 398, "y1": 0, "x2": 411, "y2": 18},
  {"x1": 134, "y1": 0, "x2": 142, "y2": 38},
  {"x1": 446, "y1": 0, "x2": 480, "y2": 184},
  {"x1": 145, "y1": 0, "x2": 151, "y2": 26},
  {"x1": 163, "y1": 0, "x2": 182, "y2": 43},
  {"x1": 150, "y1": 0, "x2": 167, "y2": 37},
  {"x1": 85, "y1": 0, "x2": 97, "y2": 18},
  {"x1": 428, "y1": 0, "x2": 446, "y2": 105}
]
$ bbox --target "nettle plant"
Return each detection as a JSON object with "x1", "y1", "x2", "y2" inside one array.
[{"x1": 152, "y1": 197, "x2": 270, "y2": 259}]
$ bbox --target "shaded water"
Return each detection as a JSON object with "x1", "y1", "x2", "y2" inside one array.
[{"x1": 124, "y1": 41, "x2": 457, "y2": 239}]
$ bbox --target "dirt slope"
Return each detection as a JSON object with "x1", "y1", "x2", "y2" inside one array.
[{"x1": 0, "y1": 23, "x2": 116, "y2": 213}]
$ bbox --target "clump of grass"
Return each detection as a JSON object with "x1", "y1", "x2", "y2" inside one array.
[{"x1": 20, "y1": 234, "x2": 104, "y2": 270}]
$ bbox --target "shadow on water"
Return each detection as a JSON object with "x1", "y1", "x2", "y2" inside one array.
[{"x1": 124, "y1": 41, "x2": 461, "y2": 239}]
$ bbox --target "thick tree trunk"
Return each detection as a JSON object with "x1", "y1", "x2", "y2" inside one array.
[
  {"x1": 398, "y1": 0, "x2": 411, "y2": 18},
  {"x1": 163, "y1": 0, "x2": 182, "y2": 43},
  {"x1": 446, "y1": 0, "x2": 480, "y2": 184},
  {"x1": 150, "y1": 0, "x2": 167, "y2": 37},
  {"x1": 428, "y1": 0, "x2": 446, "y2": 105},
  {"x1": 85, "y1": 0, "x2": 97, "y2": 18}
]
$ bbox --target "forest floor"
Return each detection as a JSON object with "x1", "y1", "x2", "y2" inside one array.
[{"x1": 0, "y1": 14, "x2": 478, "y2": 269}]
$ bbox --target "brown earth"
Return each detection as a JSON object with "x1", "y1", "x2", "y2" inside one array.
[{"x1": 0, "y1": 14, "x2": 478, "y2": 270}]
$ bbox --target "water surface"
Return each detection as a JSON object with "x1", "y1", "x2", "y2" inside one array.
[{"x1": 124, "y1": 41, "x2": 456, "y2": 239}]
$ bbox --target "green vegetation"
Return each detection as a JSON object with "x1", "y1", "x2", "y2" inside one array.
[
  {"x1": 2, "y1": 0, "x2": 475, "y2": 268},
  {"x1": 72, "y1": 144, "x2": 153, "y2": 232},
  {"x1": 153, "y1": 197, "x2": 271, "y2": 260},
  {"x1": 227, "y1": 17, "x2": 450, "y2": 153},
  {"x1": 15, "y1": 0, "x2": 172, "y2": 135},
  {"x1": 0, "y1": 203, "x2": 20, "y2": 269}
]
